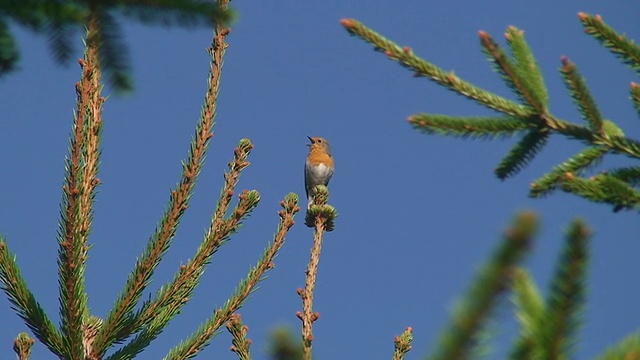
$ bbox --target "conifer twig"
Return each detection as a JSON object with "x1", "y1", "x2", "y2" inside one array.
[
  {"x1": 393, "y1": 327, "x2": 413, "y2": 360},
  {"x1": 105, "y1": 142, "x2": 258, "y2": 360},
  {"x1": 162, "y1": 193, "x2": 300, "y2": 360},
  {"x1": 298, "y1": 219, "x2": 324, "y2": 360},
  {"x1": 298, "y1": 186, "x2": 338, "y2": 360},
  {"x1": 559, "y1": 56, "x2": 604, "y2": 135},
  {"x1": 509, "y1": 269, "x2": 544, "y2": 359},
  {"x1": 340, "y1": 18, "x2": 532, "y2": 118},
  {"x1": 595, "y1": 331, "x2": 640, "y2": 360},
  {"x1": 428, "y1": 212, "x2": 537, "y2": 360},
  {"x1": 539, "y1": 219, "x2": 590, "y2": 359},
  {"x1": 57, "y1": 11, "x2": 105, "y2": 358},
  {"x1": 341, "y1": 16, "x2": 640, "y2": 210},
  {"x1": 227, "y1": 313, "x2": 252, "y2": 360},
  {"x1": 0, "y1": 238, "x2": 64, "y2": 355},
  {"x1": 578, "y1": 13, "x2": 640, "y2": 74},
  {"x1": 92, "y1": 1, "x2": 232, "y2": 355},
  {"x1": 479, "y1": 30, "x2": 546, "y2": 114},
  {"x1": 631, "y1": 83, "x2": 640, "y2": 118},
  {"x1": 13, "y1": 333, "x2": 35, "y2": 360}
]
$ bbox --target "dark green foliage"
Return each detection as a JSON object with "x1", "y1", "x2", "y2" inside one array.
[
  {"x1": 530, "y1": 147, "x2": 607, "y2": 198},
  {"x1": 505, "y1": 27, "x2": 548, "y2": 109},
  {"x1": 606, "y1": 166, "x2": 640, "y2": 187},
  {"x1": 631, "y1": 83, "x2": 640, "y2": 118},
  {"x1": 540, "y1": 219, "x2": 590, "y2": 358},
  {"x1": 91, "y1": 10, "x2": 133, "y2": 92},
  {"x1": 342, "y1": 13, "x2": 640, "y2": 211},
  {"x1": 427, "y1": 212, "x2": 537, "y2": 360},
  {"x1": 0, "y1": 20, "x2": 18, "y2": 74},
  {"x1": 560, "y1": 57, "x2": 603, "y2": 133},
  {"x1": 494, "y1": 128, "x2": 549, "y2": 179},
  {"x1": 561, "y1": 173, "x2": 640, "y2": 211},
  {"x1": 480, "y1": 30, "x2": 546, "y2": 113},
  {"x1": 596, "y1": 332, "x2": 640, "y2": 360},
  {"x1": 578, "y1": 12, "x2": 640, "y2": 75},
  {"x1": 409, "y1": 114, "x2": 532, "y2": 139},
  {"x1": 508, "y1": 220, "x2": 590, "y2": 359},
  {"x1": 268, "y1": 327, "x2": 304, "y2": 360},
  {"x1": 0, "y1": 0, "x2": 234, "y2": 92}
]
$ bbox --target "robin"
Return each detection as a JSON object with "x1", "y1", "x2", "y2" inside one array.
[{"x1": 305, "y1": 136, "x2": 334, "y2": 209}]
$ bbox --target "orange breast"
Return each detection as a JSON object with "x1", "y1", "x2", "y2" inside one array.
[{"x1": 308, "y1": 148, "x2": 334, "y2": 167}]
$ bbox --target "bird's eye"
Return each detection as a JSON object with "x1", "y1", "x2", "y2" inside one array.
[{"x1": 317, "y1": 139, "x2": 322, "y2": 143}]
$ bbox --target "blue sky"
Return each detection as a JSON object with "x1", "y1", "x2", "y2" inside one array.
[{"x1": 1, "y1": 1, "x2": 638, "y2": 359}]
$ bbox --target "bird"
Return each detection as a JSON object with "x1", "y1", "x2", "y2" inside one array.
[{"x1": 305, "y1": 136, "x2": 334, "y2": 209}]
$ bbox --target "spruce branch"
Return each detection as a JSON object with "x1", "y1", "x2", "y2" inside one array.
[
  {"x1": 267, "y1": 327, "x2": 304, "y2": 360},
  {"x1": 408, "y1": 114, "x2": 533, "y2": 139},
  {"x1": 494, "y1": 128, "x2": 550, "y2": 180},
  {"x1": 606, "y1": 166, "x2": 640, "y2": 187},
  {"x1": 596, "y1": 332, "x2": 640, "y2": 360},
  {"x1": 539, "y1": 219, "x2": 590, "y2": 359},
  {"x1": 118, "y1": 141, "x2": 257, "y2": 357},
  {"x1": 631, "y1": 82, "x2": 640, "y2": 119},
  {"x1": 427, "y1": 212, "x2": 537, "y2": 360},
  {"x1": 304, "y1": 185, "x2": 337, "y2": 231},
  {"x1": 509, "y1": 269, "x2": 544, "y2": 360},
  {"x1": 559, "y1": 173, "x2": 640, "y2": 212},
  {"x1": 530, "y1": 147, "x2": 607, "y2": 198},
  {"x1": 340, "y1": 18, "x2": 533, "y2": 118},
  {"x1": 505, "y1": 26, "x2": 548, "y2": 109},
  {"x1": 299, "y1": 186, "x2": 337, "y2": 360},
  {"x1": 342, "y1": 15, "x2": 640, "y2": 209},
  {"x1": 560, "y1": 56, "x2": 604, "y2": 134},
  {"x1": 93, "y1": 10, "x2": 230, "y2": 355},
  {"x1": 0, "y1": 239, "x2": 65, "y2": 356},
  {"x1": 56, "y1": 18, "x2": 105, "y2": 359},
  {"x1": 162, "y1": 193, "x2": 300, "y2": 360},
  {"x1": 392, "y1": 327, "x2": 413, "y2": 360},
  {"x1": 89, "y1": 7, "x2": 133, "y2": 92},
  {"x1": 0, "y1": 0, "x2": 235, "y2": 91},
  {"x1": 0, "y1": 20, "x2": 19, "y2": 74},
  {"x1": 226, "y1": 313, "x2": 252, "y2": 360},
  {"x1": 13, "y1": 332, "x2": 35, "y2": 360},
  {"x1": 578, "y1": 13, "x2": 640, "y2": 74},
  {"x1": 479, "y1": 30, "x2": 545, "y2": 113}
]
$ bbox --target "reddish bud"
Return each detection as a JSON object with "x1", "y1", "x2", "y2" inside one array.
[
  {"x1": 340, "y1": 18, "x2": 355, "y2": 28},
  {"x1": 560, "y1": 56, "x2": 569, "y2": 66}
]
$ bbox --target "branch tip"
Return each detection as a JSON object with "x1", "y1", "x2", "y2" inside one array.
[{"x1": 340, "y1": 18, "x2": 355, "y2": 28}]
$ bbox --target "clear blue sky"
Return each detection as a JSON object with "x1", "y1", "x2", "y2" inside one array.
[{"x1": 1, "y1": 1, "x2": 638, "y2": 359}]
